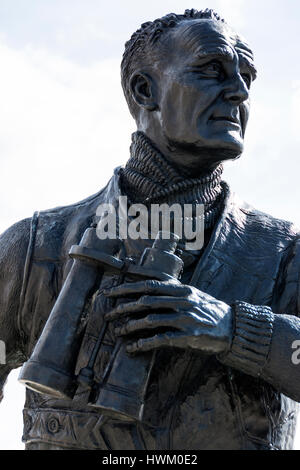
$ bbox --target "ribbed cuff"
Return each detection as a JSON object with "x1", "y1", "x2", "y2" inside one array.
[{"x1": 218, "y1": 301, "x2": 274, "y2": 377}]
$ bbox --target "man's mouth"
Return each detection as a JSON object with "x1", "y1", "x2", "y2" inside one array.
[{"x1": 209, "y1": 116, "x2": 240, "y2": 125}]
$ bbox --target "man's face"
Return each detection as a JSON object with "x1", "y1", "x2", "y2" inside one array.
[{"x1": 152, "y1": 19, "x2": 256, "y2": 166}]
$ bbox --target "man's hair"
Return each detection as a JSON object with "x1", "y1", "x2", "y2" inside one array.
[{"x1": 121, "y1": 8, "x2": 226, "y2": 117}]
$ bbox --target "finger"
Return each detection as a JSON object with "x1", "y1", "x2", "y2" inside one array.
[
  {"x1": 105, "y1": 296, "x2": 191, "y2": 321},
  {"x1": 103, "y1": 280, "x2": 190, "y2": 298},
  {"x1": 127, "y1": 332, "x2": 184, "y2": 353},
  {"x1": 115, "y1": 313, "x2": 182, "y2": 336}
]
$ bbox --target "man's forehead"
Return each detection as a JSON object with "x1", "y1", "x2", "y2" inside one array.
[{"x1": 164, "y1": 19, "x2": 256, "y2": 76}]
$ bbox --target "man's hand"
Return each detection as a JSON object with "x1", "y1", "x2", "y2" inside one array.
[{"x1": 103, "y1": 280, "x2": 233, "y2": 355}]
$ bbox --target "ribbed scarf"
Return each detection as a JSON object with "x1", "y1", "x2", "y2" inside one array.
[{"x1": 120, "y1": 131, "x2": 225, "y2": 230}]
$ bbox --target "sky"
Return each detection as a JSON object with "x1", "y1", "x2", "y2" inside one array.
[{"x1": 0, "y1": 0, "x2": 299, "y2": 450}]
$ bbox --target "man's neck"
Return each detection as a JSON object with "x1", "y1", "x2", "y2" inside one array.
[{"x1": 120, "y1": 131, "x2": 226, "y2": 230}]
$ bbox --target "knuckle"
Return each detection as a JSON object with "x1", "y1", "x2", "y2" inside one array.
[
  {"x1": 184, "y1": 286, "x2": 193, "y2": 296},
  {"x1": 145, "y1": 279, "x2": 163, "y2": 293},
  {"x1": 146, "y1": 314, "x2": 154, "y2": 325},
  {"x1": 126, "y1": 321, "x2": 135, "y2": 332},
  {"x1": 145, "y1": 280, "x2": 155, "y2": 291},
  {"x1": 140, "y1": 295, "x2": 149, "y2": 304}
]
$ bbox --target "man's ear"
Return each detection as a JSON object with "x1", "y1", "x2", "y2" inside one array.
[{"x1": 130, "y1": 72, "x2": 158, "y2": 111}]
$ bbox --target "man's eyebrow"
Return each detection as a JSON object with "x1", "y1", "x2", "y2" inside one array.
[
  {"x1": 192, "y1": 50, "x2": 257, "y2": 80},
  {"x1": 238, "y1": 56, "x2": 257, "y2": 80},
  {"x1": 193, "y1": 48, "x2": 235, "y2": 62},
  {"x1": 235, "y1": 42, "x2": 257, "y2": 79}
]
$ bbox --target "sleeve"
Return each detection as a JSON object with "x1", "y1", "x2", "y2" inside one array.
[
  {"x1": 0, "y1": 217, "x2": 32, "y2": 403},
  {"x1": 219, "y1": 235, "x2": 300, "y2": 402}
]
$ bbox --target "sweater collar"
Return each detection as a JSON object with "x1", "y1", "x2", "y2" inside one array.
[{"x1": 120, "y1": 131, "x2": 226, "y2": 229}]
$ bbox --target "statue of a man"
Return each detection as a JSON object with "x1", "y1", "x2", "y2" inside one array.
[{"x1": 1, "y1": 8, "x2": 300, "y2": 450}]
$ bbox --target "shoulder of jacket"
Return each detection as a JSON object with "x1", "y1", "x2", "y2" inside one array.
[
  {"x1": 230, "y1": 192, "x2": 299, "y2": 243},
  {"x1": 37, "y1": 184, "x2": 108, "y2": 220},
  {"x1": 32, "y1": 181, "x2": 113, "y2": 260}
]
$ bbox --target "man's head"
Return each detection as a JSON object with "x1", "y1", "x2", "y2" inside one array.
[{"x1": 121, "y1": 9, "x2": 257, "y2": 174}]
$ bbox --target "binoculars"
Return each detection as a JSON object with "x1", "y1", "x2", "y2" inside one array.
[{"x1": 19, "y1": 226, "x2": 184, "y2": 422}]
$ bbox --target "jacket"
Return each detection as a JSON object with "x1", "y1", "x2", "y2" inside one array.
[{"x1": 0, "y1": 167, "x2": 300, "y2": 450}]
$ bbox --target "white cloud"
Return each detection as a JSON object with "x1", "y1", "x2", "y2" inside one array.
[
  {"x1": 0, "y1": 40, "x2": 135, "y2": 233},
  {"x1": 291, "y1": 84, "x2": 300, "y2": 142},
  {"x1": 215, "y1": 0, "x2": 246, "y2": 28}
]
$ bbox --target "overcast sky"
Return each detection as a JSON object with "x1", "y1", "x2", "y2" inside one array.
[{"x1": 0, "y1": 0, "x2": 299, "y2": 450}]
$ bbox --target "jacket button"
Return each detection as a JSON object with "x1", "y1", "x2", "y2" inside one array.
[{"x1": 47, "y1": 416, "x2": 60, "y2": 434}]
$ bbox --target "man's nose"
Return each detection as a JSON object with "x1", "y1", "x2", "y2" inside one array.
[{"x1": 223, "y1": 74, "x2": 249, "y2": 105}]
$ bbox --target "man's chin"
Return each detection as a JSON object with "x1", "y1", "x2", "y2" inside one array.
[
  {"x1": 191, "y1": 148, "x2": 242, "y2": 173},
  {"x1": 199, "y1": 137, "x2": 244, "y2": 162},
  {"x1": 164, "y1": 137, "x2": 243, "y2": 174},
  {"x1": 207, "y1": 146, "x2": 242, "y2": 161},
  {"x1": 177, "y1": 141, "x2": 242, "y2": 162}
]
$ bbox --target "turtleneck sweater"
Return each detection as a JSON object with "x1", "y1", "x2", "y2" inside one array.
[{"x1": 120, "y1": 131, "x2": 226, "y2": 231}]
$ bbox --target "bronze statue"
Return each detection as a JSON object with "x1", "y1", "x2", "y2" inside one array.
[{"x1": 1, "y1": 8, "x2": 300, "y2": 450}]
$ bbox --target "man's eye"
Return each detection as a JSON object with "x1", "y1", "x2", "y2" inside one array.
[
  {"x1": 241, "y1": 73, "x2": 252, "y2": 88},
  {"x1": 202, "y1": 61, "x2": 222, "y2": 75},
  {"x1": 191, "y1": 61, "x2": 223, "y2": 79}
]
